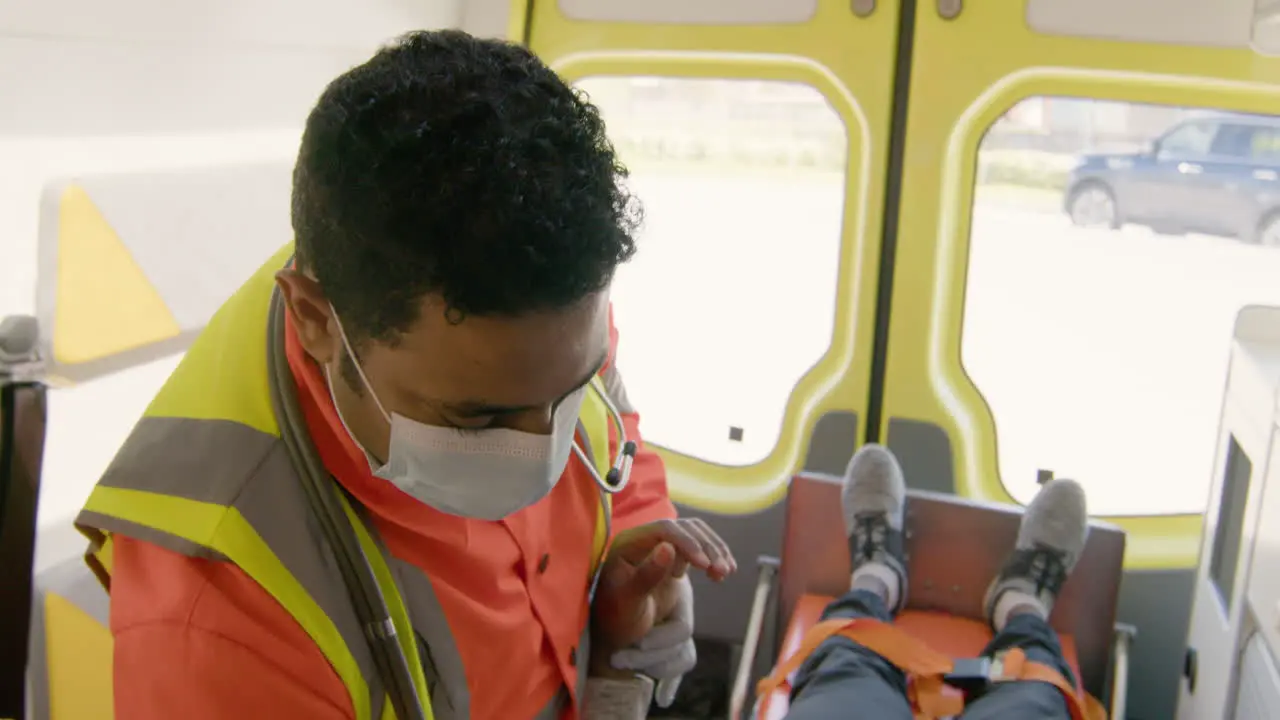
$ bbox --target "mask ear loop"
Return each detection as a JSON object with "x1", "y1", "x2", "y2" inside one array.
[
  {"x1": 324, "y1": 364, "x2": 385, "y2": 471},
  {"x1": 329, "y1": 304, "x2": 392, "y2": 423}
]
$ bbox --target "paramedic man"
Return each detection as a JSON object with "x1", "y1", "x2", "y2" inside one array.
[{"x1": 75, "y1": 30, "x2": 736, "y2": 720}]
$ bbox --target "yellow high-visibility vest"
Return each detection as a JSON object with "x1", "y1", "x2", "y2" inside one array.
[{"x1": 76, "y1": 243, "x2": 615, "y2": 720}]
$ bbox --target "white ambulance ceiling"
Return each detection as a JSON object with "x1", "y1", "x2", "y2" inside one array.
[{"x1": 0, "y1": 0, "x2": 464, "y2": 136}]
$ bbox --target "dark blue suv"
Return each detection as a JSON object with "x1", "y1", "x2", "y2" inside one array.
[{"x1": 1063, "y1": 113, "x2": 1280, "y2": 245}]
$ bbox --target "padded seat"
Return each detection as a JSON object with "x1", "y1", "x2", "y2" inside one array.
[{"x1": 757, "y1": 594, "x2": 1085, "y2": 719}]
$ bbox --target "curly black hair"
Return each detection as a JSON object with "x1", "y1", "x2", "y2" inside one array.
[{"x1": 292, "y1": 29, "x2": 641, "y2": 345}]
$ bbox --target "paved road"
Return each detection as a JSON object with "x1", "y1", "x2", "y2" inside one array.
[{"x1": 13, "y1": 171, "x2": 1280, "y2": 567}]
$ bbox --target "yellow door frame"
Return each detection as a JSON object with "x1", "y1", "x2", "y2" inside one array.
[
  {"x1": 879, "y1": 1, "x2": 1280, "y2": 570},
  {"x1": 523, "y1": 1, "x2": 902, "y2": 515}
]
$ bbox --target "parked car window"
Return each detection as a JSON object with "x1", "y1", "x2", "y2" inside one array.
[
  {"x1": 1250, "y1": 127, "x2": 1280, "y2": 163},
  {"x1": 1209, "y1": 124, "x2": 1255, "y2": 158},
  {"x1": 1207, "y1": 123, "x2": 1280, "y2": 162},
  {"x1": 1157, "y1": 121, "x2": 1216, "y2": 158}
]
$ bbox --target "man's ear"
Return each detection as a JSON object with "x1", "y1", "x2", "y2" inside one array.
[{"x1": 275, "y1": 269, "x2": 338, "y2": 365}]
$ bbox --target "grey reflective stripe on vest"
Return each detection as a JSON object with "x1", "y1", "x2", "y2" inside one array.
[
  {"x1": 76, "y1": 415, "x2": 393, "y2": 719},
  {"x1": 27, "y1": 556, "x2": 110, "y2": 720},
  {"x1": 391, "y1": 560, "x2": 469, "y2": 720}
]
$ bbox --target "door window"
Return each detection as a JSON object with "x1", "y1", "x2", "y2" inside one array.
[
  {"x1": 1209, "y1": 124, "x2": 1255, "y2": 158},
  {"x1": 966, "y1": 97, "x2": 1280, "y2": 515},
  {"x1": 1157, "y1": 120, "x2": 1216, "y2": 158},
  {"x1": 577, "y1": 76, "x2": 847, "y2": 466},
  {"x1": 1249, "y1": 126, "x2": 1280, "y2": 163}
]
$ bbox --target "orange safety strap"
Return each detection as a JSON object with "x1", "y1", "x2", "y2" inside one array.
[{"x1": 755, "y1": 618, "x2": 1108, "y2": 720}]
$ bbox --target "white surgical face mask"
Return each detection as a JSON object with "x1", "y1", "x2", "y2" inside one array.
[{"x1": 325, "y1": 310, "x2": 585, "y2": 521}]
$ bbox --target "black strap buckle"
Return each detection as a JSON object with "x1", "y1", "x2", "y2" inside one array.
[{"x1": 942, "y1": 657, "x2": 995, "y2": 699}]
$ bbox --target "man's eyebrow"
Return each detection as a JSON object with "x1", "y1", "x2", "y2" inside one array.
[{"x1": 445, "y1": 349, "x2": 609, "y2": 418}]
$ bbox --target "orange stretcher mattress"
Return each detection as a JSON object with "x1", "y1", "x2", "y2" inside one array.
[{"x1": 758, "y1": 593, "x2": 1084, "y2": 720}]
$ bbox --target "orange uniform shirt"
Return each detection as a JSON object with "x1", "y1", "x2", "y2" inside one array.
[{"x1": 109, "y1": 308, "x2": 675, "y2": 720}]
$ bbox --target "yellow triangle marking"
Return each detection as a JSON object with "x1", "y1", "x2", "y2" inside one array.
[{"x1": 53, "y1": 185, "x2": 181, "y2": 365}]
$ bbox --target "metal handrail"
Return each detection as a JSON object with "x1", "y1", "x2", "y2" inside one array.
[
  {"x1": 729, "y1": 556, "x2": 780, "y2": 720},
  {"x1": 1110, "y1": 623, "x2": 1138, "y2": 719}
]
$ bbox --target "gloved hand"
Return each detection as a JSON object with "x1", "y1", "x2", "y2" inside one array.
[{"x1": 608, "y1": 573, "x2": 696, "y2": 708}]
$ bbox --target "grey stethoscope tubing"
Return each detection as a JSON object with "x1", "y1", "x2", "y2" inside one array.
[{"x1": 267, "y1": 285, "x2": 428, "y2": 720}]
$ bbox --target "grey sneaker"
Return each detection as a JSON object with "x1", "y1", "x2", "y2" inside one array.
[
  {"x1": 984, "y1": 478, "x2": 1090, "y2": 627},
  {"x1": 842, "y1": 444, "x2": 909, "y2": 613}
]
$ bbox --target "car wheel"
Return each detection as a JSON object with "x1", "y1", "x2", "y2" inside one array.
[
  {"x1": 1255, "y1": 213, "x2": 1280, "y2": 247},
  {"x1": 1067, "y1": 183, "x2": 1119, "y2": 229}
]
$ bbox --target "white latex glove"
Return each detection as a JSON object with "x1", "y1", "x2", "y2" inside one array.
[{"x1": 608, "y1": 574, "x2": 696, "y2": 708}]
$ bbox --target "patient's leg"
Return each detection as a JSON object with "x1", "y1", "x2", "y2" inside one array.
[
  {"x1": 784, "y1": 445, "x2": 913, "y2": 720},
  {"x1": 961, "y1": 479, "x2": 1089, "y2": 720}
]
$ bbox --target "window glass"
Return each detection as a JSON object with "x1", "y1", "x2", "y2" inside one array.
[
  {"x1": 1201, "y1": 118, "x2": 1280, "y2": 161},
  {"x1": 576, "y1": 76, "x2": 847, "y2": 466},
  {"x1": 1209, "y1": 124, "x2": 1255, "y2": 158},
  {"x1": 1209, "y1": 436, "x2": 1252, "y2": 610},
  {"x1": 968, "y1": 97, "x2": 1280, "y2": 515},
  {"x1": 1250, "y1": 125, "x2": 1280, "y2": 162},
  {"x1": 1157, "y1": 120, "x2": 1216, "y2": 157}
]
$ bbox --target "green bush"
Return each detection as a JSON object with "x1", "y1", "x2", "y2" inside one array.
[
  {"x1": 609, "y1": 134, "x2": 1074, "y2": 191},
  {"x1": 980, "y1": 162, "x2": 1070, "y2": 191}
]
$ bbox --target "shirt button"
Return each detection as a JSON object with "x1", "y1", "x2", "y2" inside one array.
[
  {"x1": 569, "y1": 646, "x2": 577, "y2": 667},
  {"x1": 538, "y1": 553, "x2": 550, "y2": 574}
]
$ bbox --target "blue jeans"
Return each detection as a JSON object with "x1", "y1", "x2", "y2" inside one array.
[{"x1": 784, "y1": 590, "x2": 1076, "y2": 720}]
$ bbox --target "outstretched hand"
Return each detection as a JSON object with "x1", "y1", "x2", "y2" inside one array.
[{"x1": 591, "y1": 518, "x2": 736, "y2": 663}]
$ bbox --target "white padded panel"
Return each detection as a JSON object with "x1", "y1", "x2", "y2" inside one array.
[
  {"x1": 34, "y1": 163, "x2": 292, "y2": 379},
  {"x1": 1027, "y1": 0, "x2": 1254, "y2": 48},
  {"x1": 1256, "y1": 0, "x2": 1280, "y2": 55},
  {"x1": 461, "y1": 0, "x2": 517, "y2": 39},
  {"x1": 557, "y1": 0, "x2": 816, "y2": 25},
  {"x1": 70, "y1": 164, "x2": 293, "y2": 330}
]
